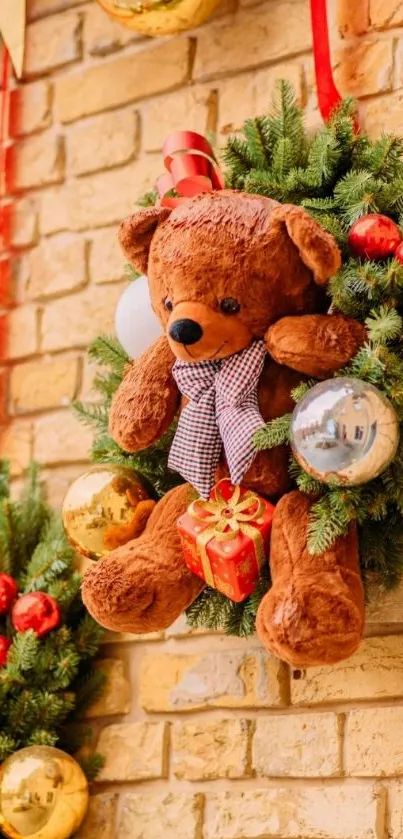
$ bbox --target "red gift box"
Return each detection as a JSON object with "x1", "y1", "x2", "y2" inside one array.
[{"x1": 177, "y1": 480, "x2": 275, "y2": 602}]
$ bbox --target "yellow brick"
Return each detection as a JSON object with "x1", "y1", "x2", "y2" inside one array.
[
  {"x1": 205, "y1": 786, "x2": 386, "y2": 839},
  {"x1": 362, "y1": 91, "x2": 403, "y2": 137},
  {"x1": 55, "y1": 41, "x2": 191, "y2": 124},
  {"x1": 10, "y1": 355, "x2": 79, "y2": 414},
  {"x1": 89, "y1": 226, "x2": 124, "y2": 285},
  {"x1": 76, "y1": 793, "x2": 118, "y2": 839},
  {"x1": 96, "y1": 722, "x2": 167, "y2": 782},
  {"x1": 11, "y1": 80, "x2": 52, "y2": 137},
  {"x1": 26, "y1": 234, "x2": 88, "y2": 301},
  {"x1": 40, "y1": 157, "x2": 161, "y2": 234},
  {"x1": 370, "y1": 0, "x2": 403, "y2": 28},
  {"x1": 41, "y1": 283, "x2": 124, "y2": 352},
  {"x1": 33, "y1": 410, "x2": 93, "y2": 464},
  {"x1": 83, "y1": 2, "x2": 141, "y2": 56},
  {"x1": 346, "y1": 707, "x2": 403, "y2": 776},
  {"x1": 84, "y1": 659, "x2": 131, "y2": 719},
  {"x1": 10, "y1": 197, "x2": 39, "y2": 249},
  {"x1": 193, "y1": 0, "x2": 311, "y2": 80},
  {"x1": 291, "y1": 635, "x2": 403, "y2": 705},
  {"x1": 69, "y1": 110, "x2": 138, "y2": 177},
  {"x1": 165, "y1": 614, "x2": 214, "y2": 637},
  {"x1": 253, "y1": 713, "x2": 341, "y2": 778},
  {"x1": 338, "y1": 0, "x2": 370, "y2": 36},
  {"x1": 334, "y1": 38, "x2": 393, "y2": 98},
  {"x1": 118, "y1": 793, "x2": 203, "y2": 839},
  {"x1": 140, "y1": 649, "x2": 288, "y2": 712},
  {"x1": 24, "y1": 11, "x2": 82, "y2": 77},
  {"x1": 142, "y1": 85, "x2": 216, "y2": 152},
  {"x1": 388, "y1": 781, "x2": 403, "y2": 839},
  {"x1": 0, "y1": 421, "x2": 32, "y2": 477},
  {"x1": 12, "y1": 133, "x2": 65, "y2": 192},
  {"x1": 218, "y1": 63, "x2": 304, "y2": 136},
  {"x1": 172, "y1": 719, "x2": 249, "y2": 780},
  {"x1": 7, "y1": 305, "x2": 38, "y2": 360}
]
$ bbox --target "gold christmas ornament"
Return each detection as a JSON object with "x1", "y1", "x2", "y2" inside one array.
[
  {"x1": 291, "y1": 377, "x2": 399, "y2": 486},
  {"x1": 95, "y1": 0, "x2": 219, "y2": 37},
  {"x1": 62, "y1": 465, "x2": 155, "y2": 559},
  {"x1": 0, "y1": 746, "x2": 88, "y2": 839}
]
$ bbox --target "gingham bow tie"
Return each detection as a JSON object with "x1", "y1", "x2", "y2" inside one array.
[{"x1": 168, "y1": 340, "x2": 267, "y2": 499}]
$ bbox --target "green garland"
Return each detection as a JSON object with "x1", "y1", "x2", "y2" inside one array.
[
  {"x1": 76, "y1": 81, "x2": 403, "y2": 637},
  {"x1": 0, "y1": 463, "x2": 105, "y2": 777}
]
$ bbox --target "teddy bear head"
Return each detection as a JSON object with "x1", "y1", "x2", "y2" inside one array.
[{"x1": 119, "y1": 190, "x2": 341, "y2": 363}]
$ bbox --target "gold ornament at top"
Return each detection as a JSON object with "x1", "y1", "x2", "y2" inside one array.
[
  {"x1": 95, "y1": 0, "x2": 219, "y2": 36},
  {"x1": 0, "y1": 746, "x2": 88, "y2": 839},
  {"x1": 62, "y1": 465, "x2": 155, "y2": 560}
]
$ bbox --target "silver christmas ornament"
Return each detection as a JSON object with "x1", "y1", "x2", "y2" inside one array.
[{"x1": 291, "y1": 377, "x2": 399, "y2": 485}]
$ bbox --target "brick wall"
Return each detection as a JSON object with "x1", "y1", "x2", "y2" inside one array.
[{"x1": 4, "y1": 0, "x2": 403, "y2": 837}]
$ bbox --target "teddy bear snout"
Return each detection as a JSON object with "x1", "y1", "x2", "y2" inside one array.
[{"x1": 169, "y1": 319, "x2": 204, "y2": 345}]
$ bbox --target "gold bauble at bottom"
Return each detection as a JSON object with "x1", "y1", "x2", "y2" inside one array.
[
  {"x1": 0, "y1": 746, "x2": 88, "y2": 839},
  {"x1": 96, "y1": 0, "x2": 220, "y2": 36}
]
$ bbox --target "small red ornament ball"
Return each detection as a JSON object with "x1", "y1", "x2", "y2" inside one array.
[
  {"x1": 0, "y1": 574, "x2": 18, "y2": 615},
  {"x1": 348, "y1": 214, "x2": 402, "y2": 260},
  {"x1": 395, "y1": 241, "x2": 403, "y2": 265},
  {"x1": 0, "y1": 635, "x2": 11, "y2": 667},
  {"x1": 12, "y1": 592, "x2": 61, "y2": 637}
]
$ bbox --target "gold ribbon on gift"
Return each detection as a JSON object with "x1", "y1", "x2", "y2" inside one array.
[{"x1": 188, "y1": 483, "x2": 266, "y2": 588}]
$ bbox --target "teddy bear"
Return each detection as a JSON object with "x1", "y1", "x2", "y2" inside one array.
[{"x1": 82, "y1": 190, "x2": 366, "y2": 668}]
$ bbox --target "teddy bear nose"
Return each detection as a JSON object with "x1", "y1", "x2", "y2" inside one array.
[{"x1": 169, "y1": 319, "x2": 203, "y2": 345}]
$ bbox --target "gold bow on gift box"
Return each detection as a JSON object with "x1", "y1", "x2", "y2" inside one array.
[{"x1": 189, "y1": 484, "x2": 266, "y2": 588}]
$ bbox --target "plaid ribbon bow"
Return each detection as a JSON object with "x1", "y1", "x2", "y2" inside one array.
[{"x1": 168, "y1": 340, "x2": 267, "y2": 498}]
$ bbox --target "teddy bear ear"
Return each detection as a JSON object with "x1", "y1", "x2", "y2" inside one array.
[
  {"x1": 119, "y1": 206, "x2": 171, "y2": 274},
  {"x1": 271, "y1": 204, "x2": 341, "y2": 284}
]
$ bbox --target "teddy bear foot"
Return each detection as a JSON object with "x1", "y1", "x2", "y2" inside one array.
[
  {"x1": 256, "y1": 574, "x2": 364, "y2": 667},
  {"x1": 81, "y1": 483, "x2": 205, "y2": 635},
  {"x1": 256, "y1": 490, "x2": 365, "y2": 668}
]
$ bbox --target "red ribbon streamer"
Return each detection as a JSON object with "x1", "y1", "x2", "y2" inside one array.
[
  {"x1": 310, "y1": 0, "x2": 342, "y2": 122},
  {"x1": 156, "y1": 130, "x2": 225, "y2": 208}
]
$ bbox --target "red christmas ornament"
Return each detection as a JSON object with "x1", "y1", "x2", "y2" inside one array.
[
  {"x1": 12, "y1": 592, "x2": 61, "y2": 637},
  {"x1": 349, "y1": 214, "x2": 402, "y2": 261},
  {"x1": 0, "y1": 635, "x2": 11, "y2": 667},
  {"x1": 0, "y1": 573, "x2": 18, "y2": 615},
  {"x1": 395, "y1": 241, "x2": 403, "y2": 265}
]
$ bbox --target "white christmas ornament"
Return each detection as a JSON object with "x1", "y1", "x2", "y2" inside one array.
[{"x1": 115, "y1": 275, "x2": 162, "y2": 358}]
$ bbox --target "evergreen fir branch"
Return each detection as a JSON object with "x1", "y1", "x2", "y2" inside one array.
[
  {"x1": 271, "y1": 137, "x2": 296, "y2": 179},
  {"x1": 77, "y1": 753, "x2": 106, "y2": 782},
  {"x1": 88, "y1": 334, "x2": 129, "y2": 377},
  {"x1": 341, "y1": 344, "x2": 385, "y2": 385},
  {"x1": 253, "y1": 415, "x2": 292, "y2": 450},
  {"x1": 362, "y1": 135, "x2": 403, "y2": 179},
  {"x1": 0, "y1": 461, "x2": 10, "y2": 500},
  {"x1": 27, "y1": 729, "x2": 59, "y2": 747},
  {"x1": 334, "y1": 170, "x2": 381, "y2": 223},
  {"x1": 137, "y1": 189, "x2": 158, "y2": 207},
  {"x1": 243, "y1": 117, "x2": 272, "y2": 170},
  {"x1": 124, "y1": 262, "x2": 141, "y2": 281},
  {"x1": 269, "y1": 79, "x2": 305, "y2": 156},
  {"x1": 365, "y1": 306, "x2": 403, "y2": 345},
  {"x1": 307, "y1": 496, "x2": 350, "y2": 555},
  {"x1": 73, "y1": 667, "x2": 107, "y2": 714},
  {"x1": 73, "y1": 614, "x2": 105, "y2": 659},
  {"x1": 223, "y1": 137, "x2": 254, "y2": 187},
  {"x1": 72, "y1": 400, "x2": 110, "y2": 432},
  {"x1": 186, "y1": 588, "x2": 231, "y2": 632},
  {"x1": 307, "y1": 128, "x2": 341, "y2": 185},
  {"x1": 244, "y1": 169, "x2": 286, "y2": 201},
  {"x1": 0, "y1": 733, "x2": 17, "y2": 760},
  {"x1": 291, "y1": 380, "x2": 317, "y2": 403},
  {"x1": 7, "y1": 630, "x2": 40, "y2": 674},
  {"x1": 21, "y1": 516, "x2": 75, "y2": 592},
  {"x1": 0, "y1": 500, "x2": 12, "y2": 574}
]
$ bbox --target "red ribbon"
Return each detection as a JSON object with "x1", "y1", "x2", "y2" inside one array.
[
  {"x1": 310, "y1": 0, "x2": 342, "y2": 122},
  {"x1": 310, "y1": 0, "x2": 359, "y2": 130},
  {"x1": 156, "y1": 130, "x2": 225, "y2": 208}
]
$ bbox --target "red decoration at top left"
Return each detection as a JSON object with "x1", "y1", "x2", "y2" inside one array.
[{"x1": 157, "y1": 131, "x2": 225, "y2": 209}]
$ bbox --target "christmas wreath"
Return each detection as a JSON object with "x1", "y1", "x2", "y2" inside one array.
[{"x1": 73, "y1": 82, "x2": 403, "y2": 663}]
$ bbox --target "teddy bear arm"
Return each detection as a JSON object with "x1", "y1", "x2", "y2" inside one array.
[
  {"x1": 265, "y1": 314, "x2": 366, "y2": 378},
  {"x1": 109, "y1": 336, "x2": 180, "y2": 451}
]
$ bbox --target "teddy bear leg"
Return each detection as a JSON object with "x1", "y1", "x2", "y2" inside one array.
[
  {"x1": 81, "y1": 483, "x2": 205, "y2": 635},
  {"x1": 256, "y1": 490, "x2": 365, "y2": 667}
]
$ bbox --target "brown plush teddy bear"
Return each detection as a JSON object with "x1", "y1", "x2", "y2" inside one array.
[{"x1": 82, "y1": 190, "x2": 366, "y2": 668}]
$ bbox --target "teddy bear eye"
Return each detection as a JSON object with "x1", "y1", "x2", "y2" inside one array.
[
  {"x1": 220, "y1": 298, "x2": 240, "y2": 315},
  {"x1": 164, "y1": 297, "x2": 173, "y2": 312}
]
